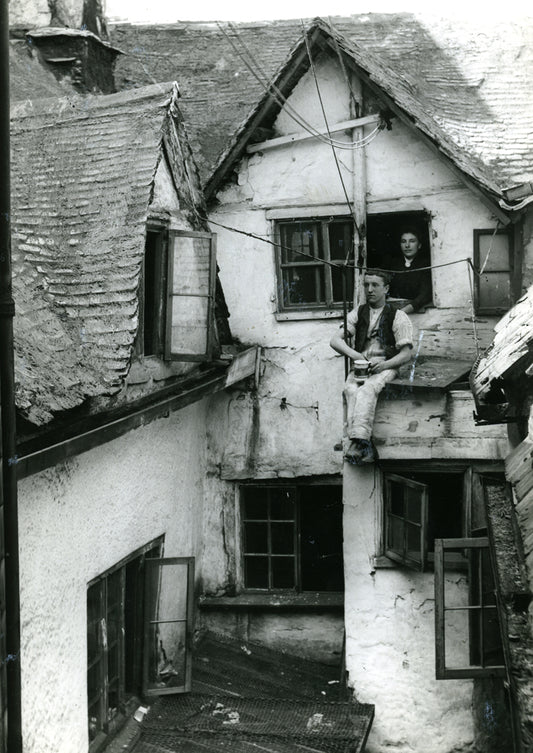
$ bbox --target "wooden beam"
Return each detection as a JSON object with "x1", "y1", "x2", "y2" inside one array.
[{"x1": 246, "y1": 114, "x2": 381, "y2": 154}]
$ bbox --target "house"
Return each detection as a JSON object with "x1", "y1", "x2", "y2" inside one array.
[
  {"x1": 106, "y1": 14, "x2": 533, "y2": 753},
  {"x1": 8, "y1": 79, "x2": 258, "y2": 753}
]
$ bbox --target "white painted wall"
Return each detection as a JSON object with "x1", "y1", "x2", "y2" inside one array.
[
  {"x1": 208, "y1": 52, "x2": 512, "y2": 752},
  {"x1": 17, "y1": 402, "x2": 225, "y2": 753}
]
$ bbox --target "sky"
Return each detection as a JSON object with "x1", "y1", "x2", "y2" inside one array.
[{"x1": 104, "y1": 0, "x2": 531, "y2": 24}]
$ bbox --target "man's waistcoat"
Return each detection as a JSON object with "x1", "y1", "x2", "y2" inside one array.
[{"x1": 354, "y1": 303, "x2": 397, "y2": 359}]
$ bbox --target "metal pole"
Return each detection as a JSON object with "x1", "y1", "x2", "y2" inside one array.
[
  {"x1": 0, "y1": 1, "x2": 22, "y2": 749},
  {"x1": 342, "y1": 267, "x2": 349, "y2": 379}
]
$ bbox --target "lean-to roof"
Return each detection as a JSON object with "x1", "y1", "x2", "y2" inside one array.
[
  {"x1": 110, "y1": 14, "x2": 533, "y2": 196},
  {"x1": 11, "y1": 82, "x2": 205, "y2": 425}
]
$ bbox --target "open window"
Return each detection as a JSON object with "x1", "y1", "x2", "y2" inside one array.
[
  {"x1": 382, "y1": 470, "x2": 465, "y2": 571},
  {"x1": 474, "y1": 228, "x2": 514, "y2": 315},
  {"x1": 240, "y1": 482, "x2": 344, "y2": 592},
  {"x1": 143, "y1": 557, "x2": 195, "y2": 696},
  {"x1": 434, "y1": 537, "x2": 505, "y2": 679},
  {"x1": 367, "y1": 211, "x2": 433, "y2": 311},
  {"x1": 140, "y1": 226, "x2": 217, "y2": 361},
  {"x1": 87, "y1": 544, "x2": 194, "y2": 749},
  {"x1": 275, "y1": 218, "x2": 354, "y2": 311}
]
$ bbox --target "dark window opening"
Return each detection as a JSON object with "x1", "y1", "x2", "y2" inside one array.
[
  {"x1": 143, "y1": 227, "x2": 168, "y2": 357},
  {"x1": 87, "y1": 540, "x2": 162, "y2": 749},
  {"x1": 241, "y1": 484, "x2": 344, "y2": 592},
  {"x1": 276, "y1": 219, "x2": 354, "y2": 310},
  {"x1": 367, "y1": 211, "x2": 433, "y2": 310}
]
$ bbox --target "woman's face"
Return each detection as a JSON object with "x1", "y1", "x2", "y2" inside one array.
[{"x1": 400, "y1": 232, "x2": 421, "y2": 259}]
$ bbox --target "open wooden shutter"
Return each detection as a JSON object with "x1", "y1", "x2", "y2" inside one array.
[
  {"x1": 384, "y1": 472, "x2": 428, "y2": 571},
  {"x1": 143, "y1": 557, "x2": 195, "y2": 696},
  {"x1": 165, "y1": 230, "x2": 216, "y2": 362}
]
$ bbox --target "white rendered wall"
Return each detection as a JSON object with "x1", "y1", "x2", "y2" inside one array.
[{"x1": 18, "y1": 402, "x2": 216, "y2": 753}]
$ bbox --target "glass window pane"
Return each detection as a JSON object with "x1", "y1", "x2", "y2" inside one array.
[
  {"x1": 243, "y1": 488, "x2": 268, "y2": 519},
  {"x1": 244, "y1": 522, "x2": 268, "y2": 553},
  {"x1": 329, "y1": 222, "x2": 353, "y2": 261},
  {"x1": 478, "y1": 272, "x2": 511, "y2": 310},
  {"x1": 389, "y1": 515, "x2": 404, "y2": 553},
  {"x1": 244, "y1": 556, "x2": 269, "y2": 588},
  {"x1": 389, "y1": 481, "x2": 404, "y2": 517},
  {"x1": 272, "y1": 557, "x2": 295, "y2": 589},
  {"x1": 280, "y1": 223, "x2": 323, "y2": 263},
  {"x1": 270, "y1": 488, "x2": 295, "y2": 519},
  {"x1": 271, "y1": 522, "x2": 294, "y2": 554},
  {"x1": 106, "y1": 607, "x2": 121, "y2": 647},
  {"x1": 444, "y1": 608, "x2": 470, "y2": 667},
  {"x1": 406, "y1": 523, "x2": 421, "y2": 562},
  {"x1": 107, "y1": 570, "x2": 122, "y2": 609},
  {"x1": 478, "y1": 234, "x2": 510, "y2": 271},
  {"x1": 406, "y1": 487, "x2": 422, "y2": 523},
  {"x1": 282, "y1": 266, "x2": 324, "y2": 305},
  {"x1": 146, "y1": 621, "x2": 187, "y2": 690}
]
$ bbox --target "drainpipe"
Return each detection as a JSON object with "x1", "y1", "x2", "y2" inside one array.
[{"x1": 0, "y1": 4, "x2": 22, "y2": 752}]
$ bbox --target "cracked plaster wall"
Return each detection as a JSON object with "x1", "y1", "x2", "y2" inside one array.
[
  {"x1": 208, "y1": 53, "x2": 511, "y2": 751},
  {"x1": 17, "y1": 401, "x2": 225, "y2": 753}
]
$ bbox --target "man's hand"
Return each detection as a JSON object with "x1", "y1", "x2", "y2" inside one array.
[{"x1": 368, "y1": 358, "x2": 387, "y2": 374}]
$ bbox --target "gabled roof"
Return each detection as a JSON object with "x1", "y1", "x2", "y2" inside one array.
[
  {"x1": 11, "y1": 83, "x2": 206, "y2": 425},
  {"x1": 110, "y1": 14, "x2": 533, "y2": 200}
]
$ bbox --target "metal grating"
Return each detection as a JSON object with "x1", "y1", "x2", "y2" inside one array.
[{"x1": 141, "y1": 693, "x2": 374, "y2": 753}]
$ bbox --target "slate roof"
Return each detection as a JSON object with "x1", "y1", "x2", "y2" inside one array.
[
  {"x1": 109, "y1": 14, "x2": 533, "y2": 196},
  {"x1": 11, "y1": 82, "x2": 205, "y2": 425}
]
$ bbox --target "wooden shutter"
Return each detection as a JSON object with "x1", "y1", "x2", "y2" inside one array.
[
  {"x1": 165, "y1": 230, "x2": 216, "y2": 361},
  {"x1": 143, "y1": 557, "x2": 195, "y2": 696}
]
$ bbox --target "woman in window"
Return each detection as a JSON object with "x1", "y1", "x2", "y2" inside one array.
[{"x1": 386, "y1": 228, "x2": 432, "y2": 313}]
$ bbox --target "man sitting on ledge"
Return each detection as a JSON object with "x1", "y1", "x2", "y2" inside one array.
[{"x1": 330, "y1": 270, "x2": 413, "y2": 464}]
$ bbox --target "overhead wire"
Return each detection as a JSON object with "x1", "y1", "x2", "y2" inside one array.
[{"x1": 218, "y1": 22, "x2": 381, "y2": 151}]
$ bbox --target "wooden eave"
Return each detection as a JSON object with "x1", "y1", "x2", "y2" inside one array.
[{"x1": 206, "y1": 20, "x2": 511, "y2": 226}]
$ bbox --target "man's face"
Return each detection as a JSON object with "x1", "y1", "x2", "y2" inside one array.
[
  {"x1": 364, "y1": 275, "x2": 388, "y2": 308},
  {"x1": 400, "y1": 232, "x2": 421, "y2": 259}
]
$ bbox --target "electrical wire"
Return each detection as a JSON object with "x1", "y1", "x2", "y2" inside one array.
[
  {"x1": 219, "y1": 22, "x2": 382, "y2": 151},
  {"x1": 479, "y1": 223, "x2": 501, "y2": 275}
]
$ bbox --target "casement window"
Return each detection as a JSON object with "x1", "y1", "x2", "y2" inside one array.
[
  {"x1": 87, "y1": 541, "x2": 194, "y2": 750},
  {"x1": 434, "y1": 537, "x2": 505, "y2": 679},
  {"x1": 240, "y1": 483, "x2": 344, "y2": 592},
  {"x1": 141, "y1": 223, "x2": 217, "y2": 361},
  {"x1": 474, "y1": 228, "x2": 514, "y2": 315},
  {"x1": 381, "y1": 470, "x2": 466, "y2": 572},
  {"x1": 275, "y1": 218, "x2": 354, "y2": 311}
]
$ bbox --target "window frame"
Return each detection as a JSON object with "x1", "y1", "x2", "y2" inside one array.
[
  {"x1": 87, "y1": 537, "x2": 163, "y2": 751},
  {"x1": 138, "y1": 223, "x2": 217, "y2": 362},
  {"x1": 274, "y1": 217, "x2": 354, "y2": 313},
  {"x1": 383, "y1": 472, "x2": 429, "y2": 572},
  {"x1": 434, "y1": 537, "x2": 505, "y2": 679},
  {"x1": 473, "y1": 228, "x2": 514, "y2": 315},
  {"x1": 239, "y1": 479, "x2": 344, "y2": 594}
]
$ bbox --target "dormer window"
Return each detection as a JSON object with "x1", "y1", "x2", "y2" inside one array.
[{"x1": 140, "y1": 224, "x2": 217, "y2": 361}]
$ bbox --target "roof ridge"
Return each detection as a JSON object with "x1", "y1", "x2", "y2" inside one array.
[{"x1": 10, "y1": 81, "x2": 179, "y2": 122}]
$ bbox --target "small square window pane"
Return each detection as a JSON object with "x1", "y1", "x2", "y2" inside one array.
[
  {"x1": 271, "y1": 522, "x2": 294, "y2": 554},
  {"x1": 272, "y1": 557, "x2": 295, "y2": 589},
  {"x1": 389, "y1": 515, "x2": 404, "y2": 553},
  {"x1": 406, "y1": 522, "x2": 421, "y2": 561},
  {"x1": 406, "y1": 487, "x2": 422, "y2": 523},
  {"x1": 270, "y1": 488, "x2": 295, "y2": 519},
  {"x1": 478, "y1": 272, "x2": 511, "y2": 310},
  {"x1": 282, "y1": 266, "x2": 325, "y2": 305},
  {"x1": 280, "y1": 223, "x2": 323, "y2": 263},
  {"x1": 478, "y1": 234, "x2": 510, "y2": 271},
  {"x1": 244, "y1": 522, "x2": 268, "y2": 553},
  {"x1": 389, "y1": 482, "x2": 404, "y2": 516},
  {"x1": 244, "y1": 556, "x2": 269, "y2": 588},
  {"x1": 243, "y1": 489, "x2": 269, "y2": 519}
]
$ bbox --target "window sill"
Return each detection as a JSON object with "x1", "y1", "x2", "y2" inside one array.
[
  {"x1": 198, "y1": 592, "x2": 344, "y2": 610},
  {"x1": 275, "y1": 310, "x2": 343, "y2": 322}
]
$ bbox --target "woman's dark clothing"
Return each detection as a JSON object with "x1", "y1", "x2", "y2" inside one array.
[{"x1": 385, "y1": 254, "x2": 432, "y2": 312}]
